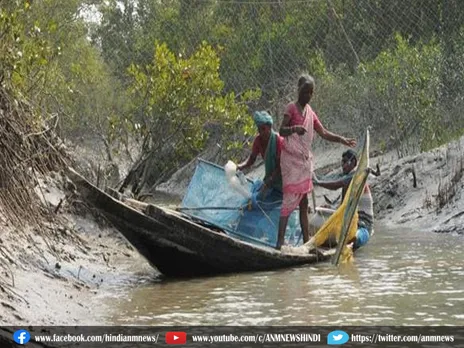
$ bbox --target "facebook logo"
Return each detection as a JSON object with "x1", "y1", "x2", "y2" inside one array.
[{"x1": 13, "y1": 330, "x2": 31, "y2": 345}]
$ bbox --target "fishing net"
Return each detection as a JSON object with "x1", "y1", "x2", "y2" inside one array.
[
  {"x1": 304, "y1": 189, "x2": 360, "y2": 263},
  {"x1": 182, "y1": 130, "x2": 370, "y2": 255},
  {"x1": 181, "y1": 159, "x2": 302, "y2": 248}
]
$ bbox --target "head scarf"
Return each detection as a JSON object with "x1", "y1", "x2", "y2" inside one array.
[{"x1": 253, "y1": 111, "x2": 273, "y2": 127}]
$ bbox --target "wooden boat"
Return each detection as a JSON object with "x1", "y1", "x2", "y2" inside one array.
[
  {"x1": 69, "y1": 130, "x2": 371, "y2": 278},
  {"x1": 68, "y1": 168, "x2": 334, "y2": 277}
]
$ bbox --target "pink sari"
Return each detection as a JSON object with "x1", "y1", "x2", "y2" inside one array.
[{"x1": 280, "y1": 103, "x2": 315, "y2": 217}]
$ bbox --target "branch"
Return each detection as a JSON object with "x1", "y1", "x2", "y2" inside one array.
[{"x1": 24, "y1": 113, "x2": 59, "y2": 139}]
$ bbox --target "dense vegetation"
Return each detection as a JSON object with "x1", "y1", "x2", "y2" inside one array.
[{"x1": 1, "y1": 0, "x2": 463, "y2": 195}]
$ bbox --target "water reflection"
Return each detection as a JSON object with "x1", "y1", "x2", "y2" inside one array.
[{"x1": 101, "y1": 227, "x2": 464, "y2": 325}]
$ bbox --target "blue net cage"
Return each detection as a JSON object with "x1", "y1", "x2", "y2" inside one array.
[{"x1": 181, "y1": 159, "x2": 302, "y2": 249}]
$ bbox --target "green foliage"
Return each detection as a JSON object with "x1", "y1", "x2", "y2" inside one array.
[
  {"x1": 0, "y1": 1, "x2": 53, "y2": 97},
  {"x1": 0, "y1": 0, "x2": 125, "y2": 147},
  {"x1": 94, "y1": 0, "x2": 463, "y2": 161},
  {"x1": 2, "y1": 0, "x2": 464, "y2": 193},
  {"x1": 52, "y1": 38, "x2": 128, "y2": 141},
  {"x1": 125, "y1": 42, "x2": 260, "y2": 181},
  {"x1": 312, "y1": 34, "x2": 447, "y2": 155},
  {"x1": 359, "y1": 34, "x2": 442, "y2": 151}
]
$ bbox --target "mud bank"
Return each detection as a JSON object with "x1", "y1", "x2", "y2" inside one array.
[
  {"x1": 368, "y1": 134, "x2": 464, "y2": 234},
  {"x1": 0, "y1": 170, "x2": 155, "y2": 329}
]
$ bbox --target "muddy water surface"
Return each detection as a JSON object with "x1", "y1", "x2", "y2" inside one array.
[{"x1": 96, "y1": 226, "x2": 464, "y2": 326}]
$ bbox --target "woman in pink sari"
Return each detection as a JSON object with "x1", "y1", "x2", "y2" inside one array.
[{"x1": 276, "y1": 75, "x2": 356, "y2": 250}]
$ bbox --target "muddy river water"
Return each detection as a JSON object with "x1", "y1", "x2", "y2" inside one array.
[{"x1": 95, "y1": 226, "x2": 463, "y2": 326}]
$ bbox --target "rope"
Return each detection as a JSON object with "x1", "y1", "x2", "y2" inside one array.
[{"x1": 256, "y1": 202, "x2": 276, "y2": 229}]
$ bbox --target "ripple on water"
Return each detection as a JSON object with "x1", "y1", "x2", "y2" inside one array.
[
  {"x1": 101, "y1": 227, "x2": 464, "y2": 326},
  {"x1": 433, "y1": 289, "x2": 464, "y2": 294}
]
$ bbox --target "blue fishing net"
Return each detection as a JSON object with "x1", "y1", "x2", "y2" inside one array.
[{"x1": 181, "y1": 159, "x2": 302, "y2": 249}]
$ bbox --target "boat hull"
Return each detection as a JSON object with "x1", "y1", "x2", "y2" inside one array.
[{"x1": 68, "y1": 169, "x2": 333, "y2": 277}]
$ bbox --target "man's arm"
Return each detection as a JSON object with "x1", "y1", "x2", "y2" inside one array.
[
  {"x1": 315, "y1": 170, "x2": 354, "y2": 190},
  {"x1": 315, "y1": 179, "x2": 346, "y2": 191}
]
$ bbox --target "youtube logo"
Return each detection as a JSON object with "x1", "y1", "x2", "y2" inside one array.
[{"x1": 165, "y1": 332, "x2": 187, "y2": 344}]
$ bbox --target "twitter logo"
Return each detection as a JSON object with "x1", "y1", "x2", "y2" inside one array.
[{"x1": 327, "y1": 330, "x2": 349, "y2": 345}]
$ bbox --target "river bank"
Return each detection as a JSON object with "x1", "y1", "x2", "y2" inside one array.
[
  {"x1": 0, "y1": 134, "x2": 462, "y2": 329},
  {"x1": 0, "y1": 170, "x2": 155, "y2": 328}
]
